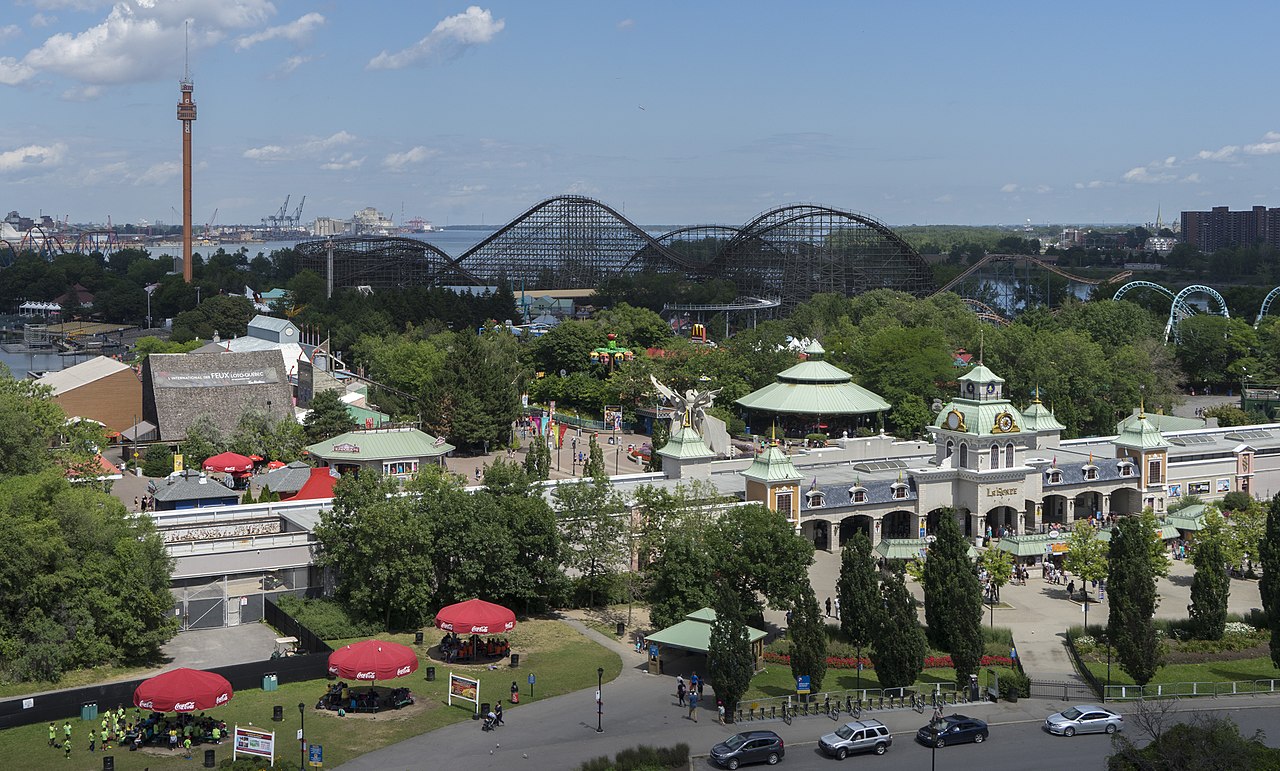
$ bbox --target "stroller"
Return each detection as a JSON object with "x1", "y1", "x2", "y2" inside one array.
[{"x1": 481, "y1": 710, "x2": 498, "y2": 731}]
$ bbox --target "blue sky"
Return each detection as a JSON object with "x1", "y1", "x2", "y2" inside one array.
[{"x1": 3, "y1": 1, "x2": 1280, "y2": 229}]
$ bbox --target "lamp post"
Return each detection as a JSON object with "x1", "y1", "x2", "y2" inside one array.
[
  {"x1": 615, "y1": 446, "x2": 620, "y2": 475},
  {"x1": 298, "y1": 702, "x2": 306, "y2": 771},
  {"x1": 1105, "y1": 637, "x2": 1112, "y2": 703},
  {"x1": 144, "y1": 283, "x2": 158, "y2": 329},
  {"x1": 596, "y1": 667, "x2": 604, "y2": 733}
]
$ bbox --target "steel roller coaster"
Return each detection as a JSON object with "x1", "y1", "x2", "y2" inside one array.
[{"x1": 295, "y1": 196, "x2": 935, "y2": 308}]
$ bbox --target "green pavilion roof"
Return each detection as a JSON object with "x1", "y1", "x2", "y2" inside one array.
[
  {"x1": 735, "y1": 340, "x2": 890, "y2": 416},
  {"x1": 1097, "y1": 523, "x2": 1179, "y2": 542},
  {"x1": 741, "y1": 444, "x2": 803, "y2": 483},
  {"x1": 874, "y1": 538, "x2": 978, "y2": 560},
  {"x1": 1113, "y1": 413, "x2": 1171, "y2": 450},
  {"x1": 1165, "y1": 504, "x2": 1207, "y2": 532},
  {"x1": 306, "y1": 427, "x2": 454, "y2": 462},
  {"x1": 656, "y1": 425, "x2": 715, "y2": 460},
  {"x1": 997, "y1": 533, "x2": 1069, "y2": 557},
  {"x1": 1020, "y1": 399, "x2": 1065, "y2": 433},
  {"x1": 644, "y1": 608, "x2": 767, "y2": 654},
  {"x1": 1116, "y1": 411, "x2": 1203, "y2": 435}
]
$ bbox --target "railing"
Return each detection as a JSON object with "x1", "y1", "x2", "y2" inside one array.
[
  {"x1": 165, "y1": 532, "x2": 314, "y2": 555},
  {"x1": 1104, "y1": 680, "x2": 1280, "y2": 701},
  {"x1": 730, "y1": 683, "x2": 967, "y2": 723},
  {"x1": 150, "y1": 498, "x2": 333, "y2": 525}
]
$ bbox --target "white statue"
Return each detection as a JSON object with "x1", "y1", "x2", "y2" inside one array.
[{"x1": 650, "y1": 375, "x2": 721, "y2": 431}]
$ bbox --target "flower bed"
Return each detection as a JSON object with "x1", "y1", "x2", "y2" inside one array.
[{"x1": 762, "y1": 651, "x2": 1013, "y2": 670}]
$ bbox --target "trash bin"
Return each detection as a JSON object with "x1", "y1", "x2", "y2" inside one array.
[
  {"x1": 262, "y1": 673, "x2": 278, "y2": 692},
  {"x1": 509, "y1": 653, "x2": 519, "y2": 668},
  {"x1": 81, "y1": 702, "x2": 99, "y2": 721},
  {"x1": 481, "y1": 702, "x2": 490, "y2": 717},
  {"x1": 426, "y1": 666, "x2": 436, "y2": 681},
  {"x1": 414, "y1": 630, "x2": 424, "y2": 645},
  {"x1": 103, "y1": 757, "x2": 115, "y2": 771},
  {"x1": 204, "y1": 749, "x2": 216, "y2": 768},
  {"x1": 616, "y1": 622, "x2": 625, "y2": 636},
  {"x1": 272, "y1": 705, "x2": 283, "y2": 721}
]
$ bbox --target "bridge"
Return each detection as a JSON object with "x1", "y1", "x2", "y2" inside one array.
[{"x1": 295, "y1": 196, "x2": 935, "y2": 309}]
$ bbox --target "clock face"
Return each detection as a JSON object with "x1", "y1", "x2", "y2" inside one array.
[
  {"x1": 945, "y1": 411, "x2": 961, "y2": 430},
  {"x1": 997, "y1": 413, "x2": 1014, "y2": 433},
  {"x1": 986, "y1": 383, "x2": 996, "y2": 395}
]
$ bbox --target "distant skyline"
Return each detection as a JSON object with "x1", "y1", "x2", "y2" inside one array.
[{"x1": 3, "y1": 1, "x2": 1280, "y2": 228}]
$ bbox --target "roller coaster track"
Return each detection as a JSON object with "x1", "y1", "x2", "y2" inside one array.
[
  {"x1": 1257, "y1": 287, "x2": 1280, "y2": 326},
  {"x1": 1112, "y1": 281, "x2": 1230, "y2": 343},
  {"x1": 935, "y1": 253, "x2": 1130, "y2": 295},
  {"x1": 961, "y1": 299, "x2": 1011, "y2": 326}
]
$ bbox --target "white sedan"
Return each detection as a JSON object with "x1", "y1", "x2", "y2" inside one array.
[{"x1": 1044, "y1": 705, "x2": 1123, "y2": 737}]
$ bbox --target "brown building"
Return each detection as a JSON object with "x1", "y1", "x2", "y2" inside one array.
[
  {"x1": 142, "y1": 349, "x2": 294, "y2": 440},
  {"x1": 1181, "y1": 205, "x2": 1280, "y2": 252},
  {"x1": 36, "y1": 356, "x2": 143, "y2": 433}
]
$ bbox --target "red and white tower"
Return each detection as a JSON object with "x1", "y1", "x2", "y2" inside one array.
[{"x1": 177, "y1": 39, "x2": 196, "y2": 283}]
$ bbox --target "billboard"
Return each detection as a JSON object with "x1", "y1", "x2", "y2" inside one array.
[
  {"x1": 233, "y1": 726, "x2": 275, "y2": 763},
  {"x1": 152, "y1": 368, "x2": 281, "y2": 388}
]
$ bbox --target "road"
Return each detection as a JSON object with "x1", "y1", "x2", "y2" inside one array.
[{"x1": 691, "y1": 703, "x2": 1280, "y2": 770}]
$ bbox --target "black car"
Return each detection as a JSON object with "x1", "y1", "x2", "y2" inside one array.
[
  {"x1": 915, "y1": 715, "x2": 989, "y2": 748},
  {"x1": 710, "y1": 730, "x2": 785, "y2": 769}
]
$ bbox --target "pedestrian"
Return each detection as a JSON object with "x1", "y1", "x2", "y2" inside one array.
[
  {"x1": 1067, "y1": 580, "x2": 1076, "y2": 597},
  {"x1": 88, "y1": 730, "x2": 95, "y2": 753},
  {"x1": 834, "y1": 597, "x2": 841, "y2": 619},
  {"x1": 825, "y1": 596, "x2": 832, "y2": 617},
  {"x1": 63, "y1": 738, "x2": 72, "y2": 760},
  {"x1": 697, "y1": 676, "x2": 705, "y2": 698},
  {"x1": 48, "y1": 722, "x2": 56, "y2": 748},
  {"x1": 64, "y1": 721, "x2": 72, "y2": 743},
  {"x1": 717, "y1": 700, "x2": 726, "y2": 725},
  {"x1": 785, "y1": 609, "x2": 793, "y2": 627},
  {"x1": 691, "y1": 671, "x2": 701, "y2": 697},
  {"x1": 511, "y1": 680, "x2": 520, "y2": 704},
  {"x1": 676, "y1": 678, "x2": 686, "y2": 707},
  {"x1": 100, "y1": 727, "x2": 109, "y2": 751},
  {"x1": 184, "y1": 736, "x2": 193, "y2": 759},
  {"x1": 688, "y1": 688, "x2": 699, "y2": 721}
]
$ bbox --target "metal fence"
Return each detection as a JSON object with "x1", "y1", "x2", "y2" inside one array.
[
  {"x1": 1028, "y1": 679, "x2": 1097, "y2": 701},
  {"x1": 1103, "y1": 679, "x2": 1280, "y2": 701},
  {"x1": 728, "y1": 683, "x2": 973, "y2": 724}
]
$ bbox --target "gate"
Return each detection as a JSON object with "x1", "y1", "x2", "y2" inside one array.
[
  {"x1": 172, "y1": 579, "x2": 226, "y2": 630},
  {"x1": 1028, "y1": 679, "x2": 1097, "y2": 701}
]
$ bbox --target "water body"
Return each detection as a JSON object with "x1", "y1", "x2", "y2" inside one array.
[
  {"x1": 0, "y1": 349, "x2": 95, "y2": 377},
  {"x1": 144, "y1": 229, "x2": 499, "y2": 261}
]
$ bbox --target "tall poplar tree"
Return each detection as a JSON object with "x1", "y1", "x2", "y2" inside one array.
[
  {"x1": 870, "y1": 569, "x2": 926, "y2": 689},
  {"x1": 838, "y1": 531, "x2": 879, "y2": 651},
  {"x1": 1108, "y1": 516, "x2": 1162, "y2": 685},
  {"x1": 788, "y1": 579, "x2": 828, "y2": 693},
  {"x1": 922, "y1": 508, "x2": 983, "y2": 684},
  {"x1": 709, "y1": 582, "x2": 754, "y2": 720},
  {"x1": 1188, "y1": 513, "x2": 1230, "y2": 640},
  {"x1": 584, "y1": 433, "x2": 606, "y2": 478},
  {"x1": 1260, "y1": 493, "x2": 1280, "y2": 668}
]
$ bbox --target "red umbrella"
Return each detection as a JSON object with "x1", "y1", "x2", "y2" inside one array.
[
  {"x1": 134, "y1": 668, "x2": 233, "y2": 712},
  {"x1": 201, "y1": 452, "x2": 254, "y2": 474},
  {"x1": 328, "y1": 640, "x2": 419, "y2": 682},
  {"x1": 265, "y1": 460, "x2": 287, "y2": 470},
  {"x1": 434, "y1": 598, "x2": 517, "y2": 635}
]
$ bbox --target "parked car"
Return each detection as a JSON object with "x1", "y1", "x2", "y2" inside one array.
[
  {"x1": 819, "y1": 719, "x2": 892, "y2": 759},
  {"x1": 709, "y1": 730, "x2": 785, "y2": 769},
  {"x1": 915, "y1": 715, "x2": 989, "y2": 748},
  {"x1": 1044, "y1": 705, "x2": 1123, "y2": 736}
]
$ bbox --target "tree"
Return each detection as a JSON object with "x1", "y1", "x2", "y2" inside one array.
[
  {"x1": 1261, "y1": 493, "x2": 1280, "y2": 668},
  {"x1": 1108, "y1": 714, "x2": 1280, "y2": 771},
  {"x1": 583, "y1": 433, "x2": 605, "y2": 478},
  {"x1": 420, "y1": 330, "x2": 521, "y2": 452},
  {"x1": 887, "y1": 393, "x2": 932, "y2": 440},
  {"x1": 1065, "y1": 522, "x2": 1108, "y2": 602},
  {"x1": 1223, "y1": 500, "x2": 1265, "y2": 572},
  {"x1": 708, "y1": 581, "x2": 754, "y2": 721},
  {"x1": 142, "y1": 444, "x2": 175, "y2": 478},
  {"x1": 787, "y1": 579, "x2": 828, "y2": 693},
  {"x1": 304, "y1": 389, "x2": 357, "y2": 443},
  {"x1": 837, "y1": 531, "x2": 879, "y2": 651},
  {"x1": 523, "y1": 434, "x2": 550, "y2": 481},
  {"x1": 870, "y1": 569, "x2": 927, "y2": 689},
  {"x1": 645, "y1": 418, "x2": 668, "y2": 472},
  {"x1": 645, "y1": 532, "x2": 715, "y2": 630},
  {"x1": 1140, "y1": 508, "x2": 1171, "y2": 579},
  {"x1": 554, "y1": 475, "x2": 626, "y2": 606},
  {"x1": 705, "y1": 503, "x2": 814, "y2": 620},
  {"x1": 979, "y1": 546, "x2": 1013, "y2": 604},
  {"x1": 922, "y1": 508, "x2": 983, "y2": 685},
  {"x1": 180, "y1": 414, "x2": 224, "y2": 467},
  {"x1": 1188, "y1": 516, "x2": 1231, "y2": 641},
  {"x1": 1108, "y1": 515, "x2": 1162, "y2": 685}
]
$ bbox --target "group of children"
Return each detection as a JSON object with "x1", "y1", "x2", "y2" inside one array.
[{"x1": 46, "y1": 706, "x2": 226, "y2": 760}]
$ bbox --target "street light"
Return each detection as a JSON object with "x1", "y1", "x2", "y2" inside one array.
[
  {"x1": 298, "y1": 702, "x2": 306, "y2": 771},
  {"x1": 596, "y1": 667, "x2": 604, "y2": 733},
  {"x1": 144, "y1": 283, "x2": 159, "y2": 329}
]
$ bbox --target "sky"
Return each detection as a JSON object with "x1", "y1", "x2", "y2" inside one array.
[{"x1": 3, "y1": 1, "x2": 1280, "y2": 229}]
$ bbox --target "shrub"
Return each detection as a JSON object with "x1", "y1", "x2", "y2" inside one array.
[
  {"x1": 579, "y1": 743, "x2": 689, "y2": 770},
  {"x1": 274, "y1": 596, "x2": 382, "y2": 640},
  {"x1": 805, "y1": 433, "x2": 829, "y2": 446},
  {"x1": 998, "y1": 668, "x2": 1030, "y2": 699}
]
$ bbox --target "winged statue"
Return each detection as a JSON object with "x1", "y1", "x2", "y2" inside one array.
[{"x1": 650, "y1": 375, "x2": 722, "y2": 431}]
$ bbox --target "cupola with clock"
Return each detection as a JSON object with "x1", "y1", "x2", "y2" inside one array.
[{"x1": 929, "y1": 363, "x2": 1035, "y2": 471}]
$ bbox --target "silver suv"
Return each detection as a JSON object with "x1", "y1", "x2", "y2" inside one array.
[{"x1": 819, "y1": 719, "x2": 892, "y2": 759}]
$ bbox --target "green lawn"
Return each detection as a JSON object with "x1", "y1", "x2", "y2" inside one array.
[
  {"x1": 1081, "y1": 657, "x2": 1280, "y2": 688},
  {"x1": 0, "y1": 618, "x2": 621, "y2": 771}
]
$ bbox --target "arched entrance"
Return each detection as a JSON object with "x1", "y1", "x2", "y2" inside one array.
[
  {"x1": 1042, "y1": 494, "x2": 1069, "y2": 527},
  {"x1": 985, "y1": 506, "x2": 1019, "y2": 538},
  {"x1": 925, "y1": 508, "x2": 957, "y2": 538},
  {"x1": 1074, "y1": 491, "x2": 1103, "y2": 524},
  {"x1": 801, "y1": 519, "x2": 834, "y2": 551},
  {"x1": 1109, "y1": 487, "x2": 1142, "y2": 516},
  {"x1": 883, "y1": 510, "x2": 914, "y2": 540},
  {"x1": 838, "y1": 515, "x2": 873, "y2": 546}
]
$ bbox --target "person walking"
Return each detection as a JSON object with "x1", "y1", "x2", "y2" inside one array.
[
  {"x1": 825, "y1": 596, "x2": 832, "y2": 617},
  {"x1": 88, "y1": 729, "x2": 95, "y2": 753},
  {"x1": 717, "y1": 700, "x2": 726, "y2": 725},
  {"x1": 63, "y1": 738, "x2": 72, "y2": 760},
  {"x1": 48, "y1": 722, "x2": 57, "y2": 749},
  {"x1": 834, "y1": 597, "x2": 841, "y2": 619},
  {"x1": 687, "y1": 688, "x2": 699, "y2": 721},
  {"x1": 676, "y1": 677, "x2": 686, "y2": 707},
  {"x1": 184, "y1": 735, "x2": 193, "y2": 759},
  {"x1": 1067, "y1": 580, "x2": 1076, "y2": 598}
]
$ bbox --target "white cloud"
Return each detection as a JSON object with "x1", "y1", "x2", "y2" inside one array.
[
  {"x1": 133, "y1": 161, "x2": 178, "y2": 186},
  {"x1": 933, "y1": 193, "x2": 953, "y2": 204},
  {"x1": 0, "y1": 56, "x2": 36, "y2": 84},
  {"x1": 1122, "y1": 166, "x2": 1177, "y2": 184},
  {"x1": 617, "y1": 19, "x2": 635, "y2": 30},
  {"x1": 319, "y1": 153, "x2": 363, "y2": 171},
  {"x1": 382, "y1": 146, "x2": 437, "y2": 170},
  {"x1": 235, "y1": 12, "x2": 325, "y2": 51},
  {"x1": 1000, "y1": 183, "x2": 1018, "y2": 193},
  {"x1": 1197, "y1": 145, "x2": 1238, "y2": 161},
  {"x1": 243, "y1": 131, "x2": 357, "y2": 162},
  {"x1": 30, "y1": 13, "x2": 56, "y2": 29},
  {"x1": 60, "y1": 84, "x2": 101, "y2": 100},
  {"x1": 11, "y1": 0, "x2": 274, "y2": 87},
  {"x1": 1244, "y1": 137, "x2": 1280, "y2": 155},
  {"x1": 367, "y1": 6, "x2": 504, "y2": 70},
  {"x1": 277, "y1": 55, "x2": 312, "y2": 75},
  {"x1": 0, "y1": 24, "x2": 20, "y2": 42},
  {"x1": 0, "y1": 142, "x2": 66, "y2": 173},
  {"x1": 1182, "y1": 173, "x2": 1201, "y2": 183}
]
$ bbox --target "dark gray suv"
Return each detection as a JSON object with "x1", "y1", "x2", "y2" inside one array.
[
  {"x1": 710, "y1": 730, "x2": 785, "y2": 768},
  {"x1": 819, "y1": 719, "x2": 892, "y2": 759}
]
